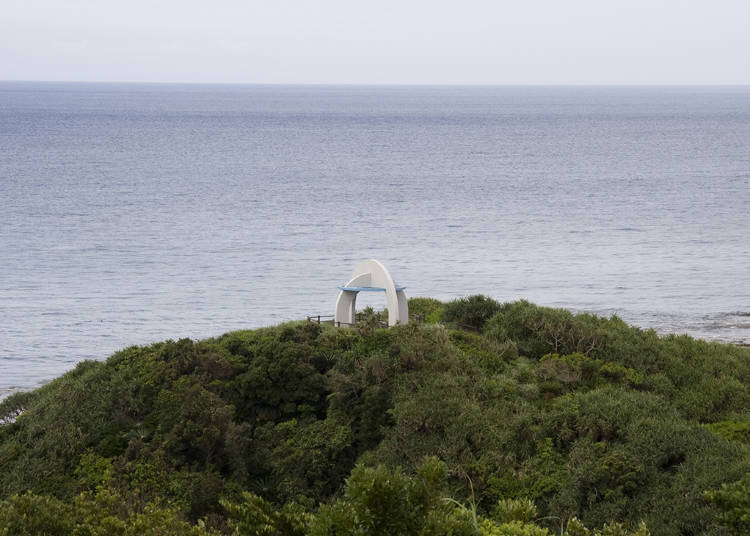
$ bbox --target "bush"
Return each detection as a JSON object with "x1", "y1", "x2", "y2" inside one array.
[
  {"x1": 409, "y1": 297, "x2": 445, "y2": 324},
  {"x1": 485, "y1": 301, "x2": 606, "y2": 358},
  {"x1": 221, "y1": 492, "x2": 308, "y2": 536},
  {"x1": 704, "y1": 472, "x2": 750, "y2": 535},
  {"x1": 442, "y1": 295, "x2": 502, "y2": 331},
  {"x1": 0, "y1": 489, "x2": 217, "y2": 536},
  {"x1": 705, "y1": 421, "x2": 750, "y2": 444},
  {"x1": 0, "y1": 493, "x2": 73, "y2": 536}
]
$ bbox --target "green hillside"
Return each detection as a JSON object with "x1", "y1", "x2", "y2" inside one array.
[{"x1": 2, "y1": 297, "x2": 750, "y2": 535}]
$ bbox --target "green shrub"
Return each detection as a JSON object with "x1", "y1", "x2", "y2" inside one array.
[
  {"x1": 704, "y1": 472, "x2": 750, "y2": 535},
  {"x1": 309, "y1": 458, "x2": 477, "y2": 536},
  {"x1": 409, "y1": 297, "x2": 446, "y2": 324},
  {"x1": 0, "y1": 493, "x2": 74, "y2": 536},
  {"x1": 494, "y1": 498, "x2": 538, "y2": 523},
  {"x1": 442, "y1": 295, "x2": 503, "y2": 331},
  {"x1": 221, "y1": 492, "x2": 308, "y2": 536},
  {"x1": 705, "y1": 421, "x2": 750, "y2": 444},
  {"x1": 449, "y1": 330, "x2": 514, "y2": 373},
  {"x1": 485, "y1": 301, "x2": 606, "y2": 358},
  {"x1": 0, "y1": 489, "x2": 217, "y2": 536}
]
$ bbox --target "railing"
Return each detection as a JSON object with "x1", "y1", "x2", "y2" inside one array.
[
  {"x1": 306, "y1": 314, "x2": 335, "y2": 324},
  {"x1": 304, "y1": 314, "x2": 485, "y2": 333},
  {"x1": 305, "y1": 315, "x2": 356, "y2": 327},
  {"x1": 306, "y1": 313, "x2": 425, "y2": 327}
]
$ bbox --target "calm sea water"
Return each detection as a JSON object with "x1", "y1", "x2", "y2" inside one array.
[{"x1": 2, "y1": 82, "x2": 750, "y2": 398}]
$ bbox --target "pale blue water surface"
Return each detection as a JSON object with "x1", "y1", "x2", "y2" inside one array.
[{"x1": 2, "y1": 82, "x2": 749, "y2": 398}]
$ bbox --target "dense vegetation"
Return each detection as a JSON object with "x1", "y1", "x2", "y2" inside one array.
[{"x1": 2, "y1": 297, "x2": 750, "y2": 535}]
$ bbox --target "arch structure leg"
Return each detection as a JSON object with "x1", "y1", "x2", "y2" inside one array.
[{"x1": 334, "y1": 260, "x2": 408, "y2": 327}]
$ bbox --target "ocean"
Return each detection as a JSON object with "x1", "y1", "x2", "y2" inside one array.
[{"x1": 1, "y1": 82, "x2": 749, "y2": 398}]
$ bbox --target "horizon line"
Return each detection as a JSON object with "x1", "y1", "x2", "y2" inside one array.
[{"x1": 2, "y1": 79, "x2": 750, "y2": 88}]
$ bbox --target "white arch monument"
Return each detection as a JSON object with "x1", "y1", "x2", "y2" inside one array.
[{"x1": 334, "y1": 260, "x2": 408, "y2": 327}]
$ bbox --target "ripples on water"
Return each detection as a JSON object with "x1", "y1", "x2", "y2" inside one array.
[{"x1": 1, "y1": 83, "x2": 749, "y2": 397}]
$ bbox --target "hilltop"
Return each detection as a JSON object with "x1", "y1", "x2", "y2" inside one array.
[{"x1": 1, "y1": 297, "x2": 750, "y2": 535}]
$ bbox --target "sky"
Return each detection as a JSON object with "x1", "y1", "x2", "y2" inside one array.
[{"x1": 1, "y1": 0, "x2": 749, "y2": 85}]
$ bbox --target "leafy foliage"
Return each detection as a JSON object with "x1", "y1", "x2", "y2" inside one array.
[
  {"x1": 2, "y1": 298, "x2": 750, "y2": 535},
  {"x1": 0, "y1": 488, "x2": 217, "y2": 535},
  {"x1": 704, "y1": 472, "x2": 750, "y2": 534},
  {"x1": 442, "y1": 295, "x2": 503, "y2": 331},
  {"x1": 309, "y1": 458, "x2": 477, "y2": 536},
  {"x1": 409, "y1": 297, "x2": 446, "y2": 324},
  {"x1": 221, "y1": 492, "x2": 309, "y2": 536}
]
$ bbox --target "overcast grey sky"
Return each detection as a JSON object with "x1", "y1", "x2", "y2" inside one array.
[{"x1": 2, "y1": 0, "x2": 749, "y2": 85}]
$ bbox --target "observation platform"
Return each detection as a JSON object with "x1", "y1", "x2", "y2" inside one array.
[{"x1": 334, "y1": 260, "x2": 409, "y2": 327}]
